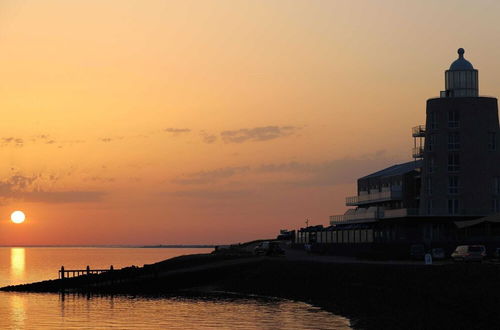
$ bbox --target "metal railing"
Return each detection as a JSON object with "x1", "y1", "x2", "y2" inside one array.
[
  {"x1": 412, "y1": 125, "x2": 426, "y2": 137},
  {"x1": 330, "y1": 210, "x2": 382, "y2": 224},
  {"x1": 331, "y1": 208, "x2": 494, "y2": 225},
  {"x1": 412, "y1": 146, "x2": 424, "y2": 159},
  {"x1": 346, "y1": 188, "x2": 402, "y2": 206}
]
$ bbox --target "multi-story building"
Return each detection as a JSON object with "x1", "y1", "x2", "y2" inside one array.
[{"x1": 295, "y1": 49, "x2": 500, "y2": 255}]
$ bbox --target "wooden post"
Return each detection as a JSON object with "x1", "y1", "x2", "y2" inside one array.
[{"x1": 60, "y1": 266, "x2": 65, "y2": 279}]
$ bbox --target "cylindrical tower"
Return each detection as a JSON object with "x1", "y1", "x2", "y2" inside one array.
[{"x1": 420, "y1": 49, "x2": 500, "y2": 216}]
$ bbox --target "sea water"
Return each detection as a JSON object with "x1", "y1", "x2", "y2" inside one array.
[{"x1": 0, "y1": 247, "x2": 351, "y2": 329}]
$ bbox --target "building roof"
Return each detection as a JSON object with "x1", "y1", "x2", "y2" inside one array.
[
  {"x1": 359, "y1": 160, "x2": 422, "y2": 180},
  {"x1": 449, "y1": 48, "x2": 474, "y2": 71}
]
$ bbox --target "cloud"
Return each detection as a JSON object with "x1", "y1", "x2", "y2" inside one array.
[
  {"x1": 1, "y1": 137, "x2": 24, "y2": 147},
  {"x1": 259, "y1": 151, "x2": 402, "y2": 187},
  {"x1": 99, "y1": 137, "x2": 124, "y2": 143},
  {"x1": 168, "y1": 189, "x2": 253, "y2": 199},
  {"x1": 220, "y1": 126, "x2": 299, "y2": 143},
  {"x1": 172, "y1": 166, "x2": 249, "y2": 185},
  {"x1": 83, "y1": 176, "x2": 115, "y2": 183},
  {"x1": 200, "y1": 131, "x2": 217, "y2": 144},
  {"x1": 0, "y1": 173, "x2": 106, "y2": 204},
  {"x1": 164, "y1": 128, "x2": 191, "y2": 135},
  {"x1": 19, "y1": 191, "x2": 106, "y2": 203},
  {"x1": 170, "y1": 151, "x2": 400, "y2": 189}
]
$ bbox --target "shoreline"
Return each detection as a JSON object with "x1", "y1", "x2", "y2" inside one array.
[{"x1": 2, "y1": 252, "x2": 499, "y2": 329}]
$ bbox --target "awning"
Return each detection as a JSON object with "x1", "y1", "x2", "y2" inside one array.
[{"x1": 455, "y1": 214, "x2": 500, "y2": 228}]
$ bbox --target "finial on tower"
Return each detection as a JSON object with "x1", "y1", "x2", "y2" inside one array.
[{"x1": 458, "y1": 48, "x2": 465, "y2": 58}]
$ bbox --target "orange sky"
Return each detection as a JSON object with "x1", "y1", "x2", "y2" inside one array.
[{"x1": 1, "y1": 0, "x2": 500, "y2": 245}]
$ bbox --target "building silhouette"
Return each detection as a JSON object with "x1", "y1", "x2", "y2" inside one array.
[{"x1": 295, "y1": 49, "x2": 500, "y2": 255}]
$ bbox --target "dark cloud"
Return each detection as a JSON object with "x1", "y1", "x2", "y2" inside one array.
[
  {"x1": 220, "y1": 126, "x2": 299, "y2": 143},
  {"x1": 172, "y1": 166, "x2": 249, "y2": 185}
]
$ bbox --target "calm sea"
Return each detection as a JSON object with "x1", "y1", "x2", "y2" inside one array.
[{"x1": 0, "y1": 247, "x2": 351, "y2": 329}]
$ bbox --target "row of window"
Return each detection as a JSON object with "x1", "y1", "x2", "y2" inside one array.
[
  {"x1": 426, "y1": 132, "x2": 496, "y2": 151},
  {"x1": 427, "y1": 199, "x2": 500, "y2": 214},
  {"x1": 426, "y1": 176, "x2": 500, "y2": 197},
  {"x1": 426, "y1": 176, "x2": 459, "y2": 195},
  {"x1": 428, "y1": 110, "x2": 460, "y2": 130},
  {"x1": 426, "y1": 153, "x2": 460, "y2": 173},
  {"x1": 426, "y1": 199, "x2": 459, "y2": 215},
  {"x1": 295, "y1": 229, "x2": 374, "y2": 244}
]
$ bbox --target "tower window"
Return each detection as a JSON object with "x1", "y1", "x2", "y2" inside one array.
[
  {"x1": 493, "y1": 177, "x2": 500, "y2": 194},
  {"x1": 448, "y1": 110, "x2": 459, "y2": 128},
  {"x1": 427, "y1": 134, "x2": 435, "y2": 151},
  {"x1": 448, "y1": 199, "x2": 459, "y2": 215},
  {"x1": 427, "y1": 200, "x2": 433, "y2": 215},
  {"x1": 448, "y1": 176, "x2": 459, "y2": 194},
  {"x1": 488, "y1": 132, "x2": 497, "y2": 151},
  {"x1": 429, "y1": 112, "x2": 438, "y2": 130},
  {"x1": 493, "y1": 199, "x2": 500, "y2": 213},
  {"x1": 448, "y1": 153, "x2": 460, "y2": 172},
  {"x1": 428, "y1": 156, "x2": 435, "y2": 173},
  {"x1": 448, "y1": 132, "x2": 460, "y2": 150}
]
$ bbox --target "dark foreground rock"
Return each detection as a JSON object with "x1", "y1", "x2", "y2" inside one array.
[{"x1": 2, "y1": 254, "x2": 500, "y2": 330}]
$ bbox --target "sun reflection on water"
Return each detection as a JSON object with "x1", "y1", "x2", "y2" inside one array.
[{"x1": 10, "y1": 248, "x2": 25, "y2": 279}]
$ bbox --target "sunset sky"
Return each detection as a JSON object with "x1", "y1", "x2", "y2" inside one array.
[{"x1": 1, "y1": 0, "x2": 500, "y2": 245}]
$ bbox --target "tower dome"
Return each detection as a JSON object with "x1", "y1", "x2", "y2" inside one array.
[
  {"x1": 442, "y1": 48, "x2": 478, "y2": 98},
  {"x1": 449, "y1": 48, "x2": 474, "y2": 71}
]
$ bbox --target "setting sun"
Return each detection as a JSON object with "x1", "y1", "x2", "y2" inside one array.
[{"x1": 11, "y1": 211, "x2": 26, "y2": 224}]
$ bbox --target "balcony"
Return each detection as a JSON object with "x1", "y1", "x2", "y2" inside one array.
[
  {"x1": 412, "y1": 146, "x2": 424, "y2": 159},
  {"x1": 346, "y1": 188, "x2": 402, "y2": 206},
  {"x1": 412, "y1": 125, "x2": 426, "y2": 137},
  {"x1": 329, "y1": 210, "x2": 382, "y2": 224}
]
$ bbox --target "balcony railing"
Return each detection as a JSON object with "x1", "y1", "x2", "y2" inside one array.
[
  {"x1": 329, "y1": 210, "x2": 382, "y2": 224},
  {"x1": 412, "y1": 146, "x2": 424, "y2": 159},
  {"x1": 412, "y1": 125, "x2": 426, "y2": 137},
  {"x1": 346, "y1": 188, "x2": 402, "y2": 206},
  {"x1": 331, "y1": 207, "x2": 494, "y2": 225}
]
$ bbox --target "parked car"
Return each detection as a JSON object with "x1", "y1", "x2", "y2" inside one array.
[
  {"x1": 451, "y1": 245, "x2": 486, "y2": 262},
  {"x1": 494, "y1": 247, "x2": 500, "y2": 260},
  {"x1": 410, "y1": 244, "x2": 425, "y2": 260},
  {"x1": 431, "y1": 248, "x2": 446, "y2": 260},
  {"x1": 254, "y1": 241, "x2": 284, "y2": 256}
]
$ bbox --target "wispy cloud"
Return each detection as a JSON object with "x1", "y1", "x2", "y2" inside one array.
[
  {"x1": 169, "y1": 189, "x2": 253, "y2": 199},
  {"x1": 220, "y1": 126, "x2": 299, "y2": 144},
  {"x1": 19, "y1": 190, "x2": 106, "y2": 203},
  {"x1": 200, "y1": 131, "x2": 217, "y2": 144},
  {"x1": 0, "y1": 137, "x2": 24, "y2": 147},
  {"x1": 171, "y1": 151, "x2": 400, "y2": 188},
  {"x1": 164, "y1": 128, "x2": 191, "y2": 135},
  {"x1": 0, "y1": 173, "x2": 107, "y2": 204},
  {"x1": 172, "y1": 166, "x2": 250, "y2": 185}
]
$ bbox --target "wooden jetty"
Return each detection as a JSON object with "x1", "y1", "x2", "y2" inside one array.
[{"x1": 59, "y1": 265, "x2": 114, "y2": 279}]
